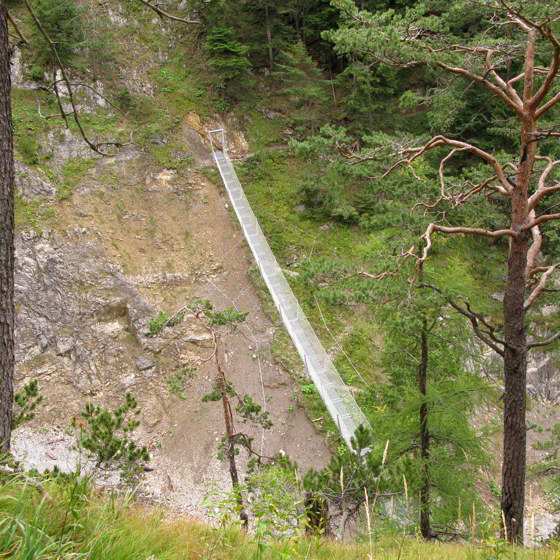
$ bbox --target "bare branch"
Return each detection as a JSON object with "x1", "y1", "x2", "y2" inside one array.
[
  {"x1": 536, "y1": 91, "x2": 560, "y2": 118},
  {"x1": 435, "y1": 61, "x2": 523, "y2": 117},
  {"x1": 521, "y1": 213, "x2": 560, "y2": 231},
  {"x1": 530, "y1": 39, "x2": 560, "y2": 109},
  {"x1": 416, "y1": 283, "x2": 506, "y2": 356},
  {"x1": 528, "y1": 466, "x2": 560, "y2": 478},
  {"x1": 527, "y1": 331, "x2": 560, "y2": 350},
  {"x1": 419, "y1": 222, "x2": 516, "y2": 265},
  {"x1": 485, "y1": 49, "x2": 523, "y2": 107},
  {"x1": 528, "y1": 158, "x2": 560, "y2": 210},
  {"x1": 379, "y1": 135, "x2": 514, "y2": 195},
  {"x1": 525, "y1": 209, "x2": 542, "y2": 276},
  {"x1": 524, "y1": 263, "x2": 560, "y2": 310},
  {"x1": 37, "y1": 100, "x2": 73, "y2": 120},
  {"x1": 7, "y1": 11, "x2": 28, "y2": 44},
  {"x1": 67, "y1": 82, "x2": 127, "y2": 116},
  {"x1": 134, "y1": 0, "x2": 201, "y2": 24},
  {"x1": 499, "y1": 2, "x2": 560, "y2": 111},
  {"x1": 23, "y1": 0, "x2": 125, "y2": 156}
]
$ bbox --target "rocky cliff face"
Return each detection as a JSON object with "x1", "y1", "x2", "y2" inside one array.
[{"x1": 9, "y1": 37, "x2": 330, "y2": 516}]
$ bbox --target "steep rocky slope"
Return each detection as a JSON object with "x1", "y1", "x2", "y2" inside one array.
[{"x1": 9, "y1": 16, "x2": 330, "y2": 514}]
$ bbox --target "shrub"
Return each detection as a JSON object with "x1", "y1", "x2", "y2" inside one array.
[
  {"x1": 31, "y1": 0, "x2": 84, "y2": 71},
  {"x1": 73, "y1": 393, "x2": 149, "y2": 481}
]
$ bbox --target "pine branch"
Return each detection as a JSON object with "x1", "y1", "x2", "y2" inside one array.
[{"x1": 7, "y1": 11, "x2": 28, "y2": 44}]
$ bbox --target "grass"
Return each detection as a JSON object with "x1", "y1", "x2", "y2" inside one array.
[
  {"x1": 59, "y1": 157, "x2": 96, "y2": 200},
  {"x1": 12, "y1": 89, "x2": 59, "y2": 166},
  {"x1": 167, "y1": 366, "x2": 196, "y2": 399},
  {"x1": 0, "y1": 471, "x2": 557, "y2": 560},
  {"x1": 14, "y1": 196, "x2": 56, "y2": 233}
]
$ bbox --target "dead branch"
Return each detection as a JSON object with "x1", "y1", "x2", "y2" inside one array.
[
  {"x1": 521, "y1": 212, "x2": 560, "y2": 231},
  {"x1": 37, "y1": 100, "x2": 73, "y2": 120},
  {"x1": 525, "y1": 209, "x2": 542, "y2": 276},
  {"x1": 528, "y1": 466, "x2": 560, "y2": 478},
  {"x1": 485, "y1": 48, "x2": 523, "y2": 107},
  {"x1": 48, "y1": 79, "x2": 127, "y2": 116},
  {"x1": 528, "y1": 158, "x2": 560, "y2": 210},
  {"x1": 134, "y1": 0, "x2": 201, "y2": 24},
  {"x1": 419, "y1": 223, "x2": 516, "y2": 265},
  {"x1": 378, "y1": 136, "x2": 514, "y2": 195},
  {"x1": 23, "y1": 0, "x2": 125, "y2": 156},
  {"x1": 183, "y1": 306, "x2": 218, "y2": 362},
  {"x1": 417, "y1": 283, "x2": 507, "y2": 356},
  {"x1": 7, "y1": 11, "x2": 28, "y2": 44},
  {"x1": 527, "y1": 331, "x2": 560, "y2": 350},
  {"x1": 435, "y1": 60, "x2": 523, "y2": 116},
  {"x1": 525, "y1": 263, "x2": 559, "y2": 309}
]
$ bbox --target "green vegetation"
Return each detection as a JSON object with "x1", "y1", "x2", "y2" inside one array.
[
  {"x1": 30, "y1": 0, "x2": 84, "y2": 74},
  {"x1": 13, "y1": 380, "x2": 43, "y2": 429},
  {"x1": 7, "y1": 0, "x2": 560, "y2": 548},
  {"x1": 145, "y1": 310, "x2": 184, "y2": 337},
  {"x1": 145, "y1": 311, "x2": 170, "y2": 337},
  {"x1": 207, "y1": 307, "x2": 249, "y2": 326},
  {"x1": 59, "y1": 157, "x2": 96, "y2": 200},
  {"x1": 205, "y1": 26, "x2": 251, "y2": 88},
  {"x1": 167, "y1": 366, "x2": 197, "y2": 399},
  {"x1": 14, "y1": 195, "x2": 55, "y2": 233},
  {"x1": 12, "y1": 89, "x2": 57, "y2": 164},
  {"x1": 150, "y1": 142, "x2": 195, "y2": 171},
  {"x1": 0, "y1": 472, "x2": 557, "y2": 559},
  {"x1": 72, "y1": 393, "x2": 149, "y2": 480}
]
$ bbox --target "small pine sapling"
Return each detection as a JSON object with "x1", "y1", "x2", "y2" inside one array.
[
  {"x1": 12, "y1": 380, "x2": 44, "y2": 429},
  {"x1": 73, "y1": 393, "x2": 149, "y2": 482},
  {"x1": 197, "y1": 300, "x2": 275, "y2": 528}
]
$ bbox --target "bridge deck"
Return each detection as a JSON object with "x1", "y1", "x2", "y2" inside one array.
[{"x1": 212, "y1": 148, "x2": 371, "y2": 449}]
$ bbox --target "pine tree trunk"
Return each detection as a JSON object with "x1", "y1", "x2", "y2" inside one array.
[
  {"x1": 419, "y1": 318, "x2": 431, "y2": 540},
  {"x1": 218, "y1": 362, "x2": 249, "y2": 529},
  {"x1": 264, "y1": 3, "x2": 273, "y2": 70},
  {"x1": 0, "y1": 2, "x2": 15, "y2": 452},
  {"x1": 501, "y1": 230, "x2": 528, "y2": 543},
  {"x1": 499, "y1": 29, "x2": 539, "y2": 542},
  {"x1": 500, "y1": 130, "x2": 533, "y2": 542},
  {"x1": 499, "y1": 72, "x2": 537, "y2": 541}
]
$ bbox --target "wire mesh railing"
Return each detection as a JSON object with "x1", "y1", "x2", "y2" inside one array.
[{"x1": 208, "y1": 131, "x2": 371, "y2": 448}]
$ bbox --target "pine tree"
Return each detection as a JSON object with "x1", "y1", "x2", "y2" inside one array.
[
  {"x1": 0, "y1": 0, "x2": 15, "y2": 453},
  {"x1": 325, "y1": 0, "x2": 560, "y2": 540},
  {"x1": 370, "y1": 286, "x2": 490, "y2": 538},
  {"x1": 205, "y1": 26, "x2": 251, "y2": 86},
  {"x1": 274, "y1": 41, "x2": 328, "y2": 132}
]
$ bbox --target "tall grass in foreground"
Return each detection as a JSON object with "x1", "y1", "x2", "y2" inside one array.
[{"x1": 0, "y1": 472, "x2": 557, "y2": 559}]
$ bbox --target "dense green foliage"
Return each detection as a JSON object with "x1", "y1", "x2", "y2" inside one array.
[
  {"x1": 0, "y1": 472, "x2": 557, "y2": 559},
  {"x1": 72, "y1": 394, "x2": 149, "y2": 478},
  {"x1": 205, "y1": 26, "x2": 251, "y2": 88},
  {"x1": 30, "y1": 0, "x2": 84, "y2": 75}
]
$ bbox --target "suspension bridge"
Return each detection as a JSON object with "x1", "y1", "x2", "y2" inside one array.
[{"x1": 208, "y1": 129, "x2": 371, "y2": 449}]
